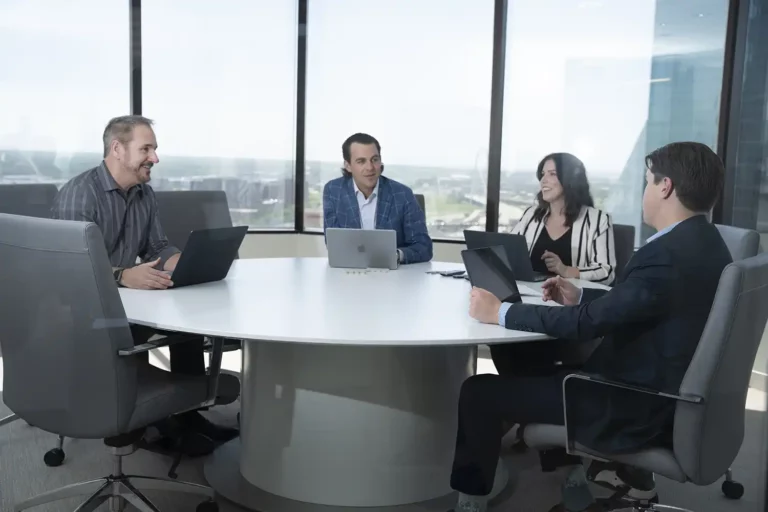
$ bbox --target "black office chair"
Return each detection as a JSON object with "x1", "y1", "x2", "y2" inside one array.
[
  {"x1": 613, "y1": 223, "x2": 635, "y2": 280},
  {"x1": 0, "y1": 183, "x2": 59, "y2": 218}
]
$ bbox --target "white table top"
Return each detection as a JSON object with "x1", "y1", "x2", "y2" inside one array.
[{"x1": 118, "y1": 258, "x2": 603, "y2": 347}]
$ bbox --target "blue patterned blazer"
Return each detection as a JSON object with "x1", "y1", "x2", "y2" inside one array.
[{"x1": 322, "y1": 175, "x2": 433, "y2": 264}]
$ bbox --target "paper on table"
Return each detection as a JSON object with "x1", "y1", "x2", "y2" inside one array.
[{"x1": 517, "y1": 284, "x2": 541, "y2": 297}]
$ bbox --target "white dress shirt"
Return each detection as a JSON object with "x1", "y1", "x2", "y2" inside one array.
[
  {"x1": 354, "y1": 179, "x2": 379, "y2": 230},
  {"x1": 353, "y1": 179, "x2": 402, "y2": 264}
]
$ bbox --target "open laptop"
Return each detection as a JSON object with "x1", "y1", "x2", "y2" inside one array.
[
  {"x1": 461, "y1": 245, "x2": 523, "y2": 304},
  {"x1": 463, "y1": 230, "x2": 550, "y2": 282},
  {"x1": 165, "y1": 226, "x2": 248, "y2": 288},
  {"x1": 326, "y1": 228, "x2": 398, "y2": 270}
]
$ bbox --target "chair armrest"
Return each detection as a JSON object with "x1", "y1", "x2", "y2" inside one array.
[
  {"x1": 120, "y1": 333, "x2": 227, "y2": 408},
  {"x1": 117, "y1": 333, "x2": 203, "y2": 356},
  {"x1": 561, "y1": 373, "x2": 702, "y2": 457},
  {"x1": 563, "y1": 373, "x2": 703, "y2": 404}
]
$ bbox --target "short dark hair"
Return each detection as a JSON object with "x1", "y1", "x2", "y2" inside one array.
[
  {"x1": 645, "y1": 142, "x2": 724, "y2": 213},
  {"x1": 102, "y1": 115, "x2": 154, "y2": 158},
  {"x1": 341, "y1": 133, "x2": 382, "y2": 178},
  {"x1": 532, "y1": 152, "x2": 594, "y2": 227}
]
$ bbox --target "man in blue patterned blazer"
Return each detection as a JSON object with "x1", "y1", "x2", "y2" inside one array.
[{"x1": 322, "y1": 133, "x2": 433, "y2": 264}]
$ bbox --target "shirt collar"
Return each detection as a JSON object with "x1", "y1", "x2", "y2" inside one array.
[
  {"x1": 353, "y1": 178, "x2": 379, "y2": 200},
  {"x1": 96, "y1": 161, "x2": 121, "y2": 192},
  {"x1": 646, "y1": 221, "x2": 681, "y2": 243}
]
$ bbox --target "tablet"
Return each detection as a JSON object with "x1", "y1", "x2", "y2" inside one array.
[{"x1": 461, "y1": 245, "x2": 523, "y2": 304}]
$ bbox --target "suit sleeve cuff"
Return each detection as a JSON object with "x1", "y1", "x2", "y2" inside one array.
[
  {"x1": 498, "y1": 302, "x2": 513, "y2": 327},
  {"x1": 579, "y1": 288, "x2": 584, "y2": 304}
]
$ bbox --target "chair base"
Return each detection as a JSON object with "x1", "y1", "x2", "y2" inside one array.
[
  {"x1": 0, "y1": 413, "x2": 19, "y2": 428},
  {"x1": 14, "y1": 474, "x2": 216, "y2": 512},
  {"x1": 14, "y1": 445, "x2": 217, "y2": 512},
  {"x1": 597, "y1": 503, "x2": 692, "y2": 512}
]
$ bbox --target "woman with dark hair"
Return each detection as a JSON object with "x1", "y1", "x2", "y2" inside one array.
[
  {"x1": 493, "y1": 153, "x2": 616, "y2": 377},
  {"x1": 493, "y1": 153, "x2": 616, "y2": 458},
  {"x1": 512, "y1": 152, "x2": 615, "y2": 283}
]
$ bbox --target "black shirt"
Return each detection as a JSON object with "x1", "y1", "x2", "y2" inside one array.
[{"x1": 530, "y1": 227, "x2": 572, "y2": 274}]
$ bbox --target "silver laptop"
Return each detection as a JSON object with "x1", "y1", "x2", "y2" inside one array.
[{"x1": 326, "y1": 228, "x2": 398, "y2": 270}]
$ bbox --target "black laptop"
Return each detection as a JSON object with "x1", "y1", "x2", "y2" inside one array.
[
  {"x1": 461, "y1": 245, "x2": 522, "y2": 304},
  {"x1": 166, "y1": 226, "x2": 248, "y2": 288},
  {"x1": 463, "y1": 230, "x2": 550, "y2": 282}
]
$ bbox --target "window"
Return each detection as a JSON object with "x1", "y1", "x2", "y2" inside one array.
[
  {"x1": 142, "y1": 1, "x2": 298, "y2": 229},
  {"x1": 304, "y1": 0, "x2": 495, "y2": 239},
  {"x1": 499, "y1": 0, "x2": 729, "y2": 244},
  {"x1": 0, "y1": 0, "x2": 129, "y2": 186}
]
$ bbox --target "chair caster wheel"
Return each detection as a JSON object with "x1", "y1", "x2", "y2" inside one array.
[
  {"x1": 196, "y1": 499, "x2": 219, "y2": 512},
  {"x1": 43, "y1": 448, "x2": 65, "y2": 467},
  {"x1": 722, "y1": 480, "x2": 744, "y2": 499}
]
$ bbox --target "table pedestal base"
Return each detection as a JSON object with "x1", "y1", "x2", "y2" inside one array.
[
  {"x1": 205, "y1": 440, "x2": 458, "y2": 512},
  {"x1": 205, "y1": 341, "x2": 476, "y2": 509}
]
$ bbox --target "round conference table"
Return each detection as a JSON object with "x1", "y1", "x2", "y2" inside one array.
[{"x1": 118, "y1": 257, "x2": 559, "y2": 512}]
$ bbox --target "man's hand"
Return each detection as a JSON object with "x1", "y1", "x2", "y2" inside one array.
[
  {"x1": 120, "y1": 258, "x2": 173, "y2": 290},
  {"x1": 164, "y1": 253, "x2": 181, "y2": 271},
  {"x1": 541, "y1": 276, "x2": 581, "y2": 306},
  {"x1": 469, "y1": 287, "x2": 502, "y2": 324}
]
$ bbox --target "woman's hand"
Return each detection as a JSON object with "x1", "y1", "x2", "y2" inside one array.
[{"x1": 541, "y1": 250, "x2": 579, "y2": 278}]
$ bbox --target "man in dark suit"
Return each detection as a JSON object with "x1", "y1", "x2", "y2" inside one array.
[
  {"x1": 322, "y1": 133, "x2": 433, "y2": 264},
  {"x1": 451, "y1": 142, "x2": 732, "y2": 512}
]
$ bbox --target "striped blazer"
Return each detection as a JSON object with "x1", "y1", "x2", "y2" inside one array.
[{"x1": 511, "y1": 205, "x2": 616, "y2": 285}]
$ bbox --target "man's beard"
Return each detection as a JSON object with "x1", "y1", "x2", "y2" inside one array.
[{"x1": 134, "y1": 161, "x2": 153, "y2": 182}]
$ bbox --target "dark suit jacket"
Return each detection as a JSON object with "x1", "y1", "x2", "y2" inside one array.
[
  {"x1": 322, "y1": 175, "x2": 433, "y2": 264},
  {"x1": 504, "y1": 215, "x2": 732, "y2": 453}
]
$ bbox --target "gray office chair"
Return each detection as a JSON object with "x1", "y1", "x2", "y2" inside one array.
[
  {"x1": 414, "y1": 193, "x2": 426, "y2": 214},
  {"x1": 715, "y1": 224, "x2": 760, "y2": 261},
  {"x1": 613, "y1": 224, "x2": 635, "y2": 280},
  {"x1": 154, "y1": 190, "x2": 241, "y2": 355},
  {"x1": 0, "y1": 184, "x2": 61, "y2": 460},
  {"x1": 0, "y1": 183, "x2": 58, "y2": 218},
  {"x1": 522, "y1": 252, "x2": 768, "y2": 510},
  {"x1": 0, "y1": 213, "x2": 223, "y2": 512}
]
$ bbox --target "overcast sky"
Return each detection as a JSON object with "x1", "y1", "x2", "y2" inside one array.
[{"x1": 0, "y1": 0, "x2": 728, "y2": 176}]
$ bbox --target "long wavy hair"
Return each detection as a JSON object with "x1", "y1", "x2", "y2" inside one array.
[{"x1": 532, "y1": 152, "x2": 594, "y2": 227}]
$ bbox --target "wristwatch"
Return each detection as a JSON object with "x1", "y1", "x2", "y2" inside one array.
[{"x1": 113, "y1": 268, "x2": 124, "y2": 286}]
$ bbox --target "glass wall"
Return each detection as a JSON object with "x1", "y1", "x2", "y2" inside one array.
[
  {"x1": 0, "y1": 0, "x2": 739, "y2": 241},
  {"x1": 0, "y1": 0, "x2": 129, "y2": 186},
  {"x1": 718, "y1": 0, "x2": 768, "y2": 375},
  {"x1": 498, "y1": 0, "x2": 730, "y2": 244},
  {"x1": 303, "y1": 0, "x2": 495, "y2": 239},
  {"x1": 142, "y1": 1, "x2": 298, "y2": 229}
]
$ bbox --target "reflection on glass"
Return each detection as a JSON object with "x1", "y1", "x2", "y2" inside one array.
[
  {"x1": 142, "y1": 1, "x2": 298, "y2": 229},
  {"x1": 499, "y1": 0, "x2": 729, "y2": 245},
  {"x1": 0, "y1": 0, "x2": 129, "y2": 187},
  {"x1": 303, "y1": 0, "x2": 494, "y2": 239}
]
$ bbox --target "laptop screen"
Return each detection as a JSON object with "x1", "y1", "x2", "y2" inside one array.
[{"x1": 461, "y1": 245, "x2": 522, "y2": 304}]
